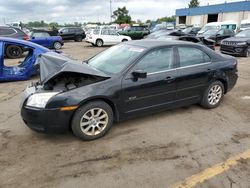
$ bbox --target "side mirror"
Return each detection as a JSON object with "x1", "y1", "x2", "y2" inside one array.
[{"x1": 132, "y1": 70, "x2": 147, "y2": 81}]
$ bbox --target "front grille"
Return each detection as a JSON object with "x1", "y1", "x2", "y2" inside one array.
[
  {"x1": 221, "y1": 45, "x2": 235, "y2": 53},
  {"x1": 222, "y1": 41, "x2": 237, "y2": 46}
]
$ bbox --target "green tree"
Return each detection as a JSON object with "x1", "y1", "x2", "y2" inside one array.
[
  {"x1": 113, "y1": 6, "x2": 132, "y2": 24},
  {"x1": 188, "y1": 0, "x2": 200, "y2": 8},
  {"x1": 157, "y1": 16, "x2": 176, "y2": 23}
]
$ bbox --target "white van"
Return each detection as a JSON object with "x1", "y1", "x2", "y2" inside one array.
[
  {"x1": 240, "y1": 19, "x2": 250, "y2": 31},
  {"x1": 198, "y1": 21, "x2": 238, "y2": 35}
]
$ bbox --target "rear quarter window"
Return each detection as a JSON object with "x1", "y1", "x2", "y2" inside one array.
[
  {"x1": 178, "y1": 47, "x2": 211, "y2": 67},
  {"x1": 0, "y1": 28, "x2": 16, "y2": 35}
]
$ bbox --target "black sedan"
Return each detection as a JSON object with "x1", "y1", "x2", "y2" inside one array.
[
  {"x1": 220, "y1": 29, "x2": 250, "y2": 57},
  {"x1": 21, "y1": 40, "x2": 238, "y2": 140}
]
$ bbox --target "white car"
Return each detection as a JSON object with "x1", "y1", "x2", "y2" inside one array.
[{"x1": 86, "y1": 29, "x2": 131, "y2": 47}]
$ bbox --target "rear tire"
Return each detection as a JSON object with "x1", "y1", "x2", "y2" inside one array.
[
  {"x1": 71, "y1": 101, "x2": 114, "y2": 141},
  {"x1": 75, "y1": 36, "x2": 83, "y2": 42},
  {"x1": 6, "y1": 45, "x2": 23, "y2": 59},
  {"x1": 53, "y1": 42, "x2": 62, "y2": 50},
  {"x1": 200, "y1": 81, "x2": 224, "y2": 109},
  {"x1": 96, "y1": 39, "x2": 103, "y2": 47}
]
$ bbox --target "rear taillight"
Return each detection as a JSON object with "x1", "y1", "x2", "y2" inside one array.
[{"x1": 23, "y1": 35, "x2": 30, "y2": 40}]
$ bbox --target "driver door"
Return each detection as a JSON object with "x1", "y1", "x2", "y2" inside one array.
[{"x1": 121, "y1": 47, "x2": 177, "y2": 115}]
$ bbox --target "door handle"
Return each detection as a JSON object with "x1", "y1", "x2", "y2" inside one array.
[
  {"x1": 164, "y1": 76, "x2": 175, "y2": 83},
  {"x1": 206, "y1": 68, "x2": 214, "y2": 72}
]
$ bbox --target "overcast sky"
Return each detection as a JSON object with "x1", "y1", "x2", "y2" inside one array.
[{"x1": 0, "y1": 0, "x2": 244, "y2": 24}]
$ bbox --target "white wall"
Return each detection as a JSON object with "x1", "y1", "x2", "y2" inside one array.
[
  {"x1": 190, "y1": 15, "x2": 201, "y2": 25},
  {"x1": 221, "y1": 12, "x2": 240, "y2": 23}
]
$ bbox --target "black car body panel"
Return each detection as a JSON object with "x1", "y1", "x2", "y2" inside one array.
[
  {"x1": 21, "y1": 40, "x2": 238, "y2": 133},
  {"x1": 198, "y1": 28, "x2": 235, "y2": 45},
  {"x1": 220, "y1": 34, "x2": 250, "y2": 56},
  {"x1": 59, "y1": 27, "x2": 86, "y2": 41}
]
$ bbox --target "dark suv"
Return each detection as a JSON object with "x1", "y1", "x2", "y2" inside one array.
[
  {"x1": 59, "y1": 27, "x2": 86, "y2": 42},
  {"x1": 0, "y1": 25, "x2": 29, "y2": 58}
]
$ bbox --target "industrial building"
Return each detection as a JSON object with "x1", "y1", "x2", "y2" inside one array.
[{"x1": 176, "y1": 1, "x2": 250, "y2": 27}]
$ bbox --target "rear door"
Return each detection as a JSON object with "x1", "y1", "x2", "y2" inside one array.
[
  {"x1": 122, "y1": 47, "x2": 177, "y2": 115},
  {"x1": 175, "y1": 46, "x2": 214, "y2": 102},
  {"x1": 101, "y1": 30, "x2": 112, "y2": 45},
  {"x1": 68, "y1": 28, "x2": 76, "y2": 39},
  {"x1": 109, "y1": 30, "x2": 122, "y2": 44}
]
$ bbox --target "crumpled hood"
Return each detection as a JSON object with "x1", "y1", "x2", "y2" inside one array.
[{"x1": 35, "y1": 52, "x2": 109, "y2": 84}]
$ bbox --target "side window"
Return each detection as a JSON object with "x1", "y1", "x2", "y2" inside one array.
[
  {"x1": 178, "y1": 47, "x2": 210, "y2": 67},
  {"x1": 69, "y1": 28, "x2": 75, "y2": 32},
  {"x1": 109, "y1": 30, "x2": 118, "y2": 35},
  {"x1": 101, "y1": 30, "x2": 109, "y2": 35},
  {"x1": 62, "y1": 29, "x2": 68, "y2": 33},
  {"x1": 93, "y1": 29, "x2": 100, "y2": 35},
  {"x1": 218, "y1": 29, "x2": 224, "y2": 35},
  {"x1": 1, "y1": 28, "x2": 16, "y2": 35},
  {"x1": 33, "y1": 32, "x2": 50, "y2": 37},
  {"x1": 133, "y1": 48, "x2": 173, "y2": 73}
]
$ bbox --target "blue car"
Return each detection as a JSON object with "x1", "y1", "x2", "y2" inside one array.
[
  {"x1": 0, "y1": 37, "x2": 49, "y2": 81},
  {"x1": 29, "y1": 30, "x2": 64, "y2": 50}
]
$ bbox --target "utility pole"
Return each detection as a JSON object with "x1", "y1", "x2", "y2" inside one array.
[{"x1": 110, "y1": 0, "x2": 112, "y2": 23}]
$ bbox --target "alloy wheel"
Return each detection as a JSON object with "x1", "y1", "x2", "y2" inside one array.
[
  {"x1": 207, "y1": 85, "x2": 222, "y2": 105},
  {"x1": 80, "y1": 108, "x2": 109, "y2": 136},
  {"x1": 96, "y1": 40, "x2": 103, "y2": 47},
  {"x1": 54, "y1": 42, "x2": 62, "y2": 50}
]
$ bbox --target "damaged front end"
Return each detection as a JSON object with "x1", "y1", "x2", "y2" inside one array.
[
  {"x1": 21, "y1": 52, "x2": 110, "y2": 109},
  {"x1": 33, "y1": 52, "x2": 110, "y2": 92}
]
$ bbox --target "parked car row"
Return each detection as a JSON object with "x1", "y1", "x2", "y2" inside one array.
[{"x1": 0, "y1": 25, "x2": 86, "y2": 58}]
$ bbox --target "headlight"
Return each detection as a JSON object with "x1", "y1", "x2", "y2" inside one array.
[
  {"x1": 237, "y1": 42, "x2": 247, "y2": 46},
  {"x1": 26, "y1": 92, "x2": 58, "y2": 108}
]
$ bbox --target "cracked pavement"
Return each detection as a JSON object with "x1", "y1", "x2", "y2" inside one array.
[{"x1": 0, "y1": 42, "x2": 250, "y2": 188}]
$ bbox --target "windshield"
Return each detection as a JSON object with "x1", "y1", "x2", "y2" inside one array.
[
  {"x1": 241, "y1": 23, "x2": 250, "y2": 28},
  {"x1": 200, "y1": 25, "x2": 218, "y2": 33},
  {"x1": 203, "y1": 29, "x2": 218, "y2": 35},
  {"x1": 182, "y1": 27, "x2": 192, "y2": 34},
  {"x1": 235, "y1": 30, "x2": 250, "y2": 38},
  {"x1": 88, "y1": 44, "x2": 145, "y2": 74}
]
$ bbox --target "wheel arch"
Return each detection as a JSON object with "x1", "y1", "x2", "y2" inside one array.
[
  {"x1": 75, "y1": 97, "x2": 119, "y2": 122},
  {"x1": 216, "y1": 78, "x2": 228, "y2": 94},
  {"x1": 96, "y1": 38, "x2": 103, "y2": 44}
]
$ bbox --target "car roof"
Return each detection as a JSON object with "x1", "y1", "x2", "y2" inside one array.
[{"x1": 125, "y1": 40, "x2": 199, "y2": 48}]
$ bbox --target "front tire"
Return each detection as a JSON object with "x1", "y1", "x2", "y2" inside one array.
[
  {"x1": 71, "y1": 101, "x2": 114, "y2": 141},
  {"x1": 75, "y1": 36, "x2": 83, "y2": 42},
  {"x1": 122, "y1": 39, "x2": 128, "y2": 42},
  {"x1": 200, "y1": 81, "x2": 224, "y2": 109}
]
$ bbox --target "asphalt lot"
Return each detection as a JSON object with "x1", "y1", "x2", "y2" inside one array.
[{"x1": 0, "y1": 41, "x2": 250, "y2": 188}]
